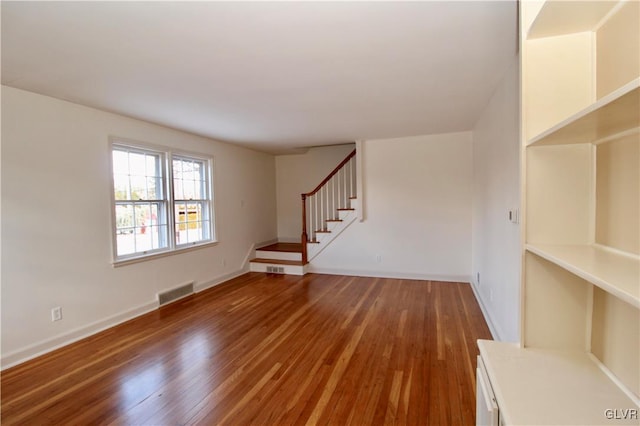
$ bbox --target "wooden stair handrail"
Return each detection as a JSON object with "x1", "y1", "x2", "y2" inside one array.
[
  {"x1": 303, "y1": 149, "x2": 356, "y2": 197},
  {"x1": 301, "y1": 193, "x2": 308, "y2": 264}
]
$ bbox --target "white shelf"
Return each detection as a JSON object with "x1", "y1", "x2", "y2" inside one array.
[
  {"x1": 478, "y1": 340, "x2": 639, "y2": 426},
  {"x1": 528, "y1": 1, "x2": 619, "y2": 39},
  {"x1": 526, "y1": 244, "x2": 640, "y2": 309},
  {"x1": 527, "y1": 79, "x2": 640, "y2": 147}
]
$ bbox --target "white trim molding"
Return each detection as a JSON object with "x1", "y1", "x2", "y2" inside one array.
[
  {"x1": 1, "y1": 300, "x2": 158, "y2": 370},
  {"x1": 470, "y1": 280, "x2": 503, "y2": 341}
]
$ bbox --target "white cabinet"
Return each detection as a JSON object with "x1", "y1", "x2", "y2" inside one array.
[
  {"x1": 476, "y1": 356, "x2": 499, "y2": 426},
  {"x1": 478, "y1": 1, "x2": 640, "y2": 424}
]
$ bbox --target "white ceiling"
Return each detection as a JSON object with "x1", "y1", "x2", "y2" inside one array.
[{"x1": 1, "y1": 1, "x2": 517, "y2": 153}]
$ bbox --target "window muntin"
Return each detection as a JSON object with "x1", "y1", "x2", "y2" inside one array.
[{"x1": 111, "y1": 142, "x2": 214, "y2": 262}]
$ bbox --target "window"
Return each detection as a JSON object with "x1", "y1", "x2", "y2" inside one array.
[
  {"x1": 111, "y1": 141, "x2": 215, "y2": 262},
  {"x1": 172, "y1": 156, "x2": 212, "y2": 247}
]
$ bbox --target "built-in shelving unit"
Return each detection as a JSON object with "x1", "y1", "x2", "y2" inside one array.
[
  {"x1": 478, "y1": 1, "x2": 640, "y2": 424},
  {"x1": 527, "y1": 80, "x2": 639, "y2": 147},
  {"x1": 525, "y1": 244, "x2": 639, "y2": 309}
]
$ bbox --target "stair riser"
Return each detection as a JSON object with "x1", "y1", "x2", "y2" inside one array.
[
  {"x1": 250, "y1": 262, "x2": 306, "y2": 275},
  {"x1": 255, "y1": 250, "x2": 302, "y2": 261},
  {"x1": 338, "y1": 209, "x2": 354, "y2": 220}
]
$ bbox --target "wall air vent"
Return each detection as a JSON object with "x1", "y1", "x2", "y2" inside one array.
[
  {"x1": 157, "y1": 282, "x2": 194, "y2": 306},
  {"x1": 266, "y1": 266, "x2": 285, "y2": 274}
]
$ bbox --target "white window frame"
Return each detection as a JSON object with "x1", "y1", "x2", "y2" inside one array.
[{"x1": 109, "y1": 138, "x2": 217, "y2": 265}]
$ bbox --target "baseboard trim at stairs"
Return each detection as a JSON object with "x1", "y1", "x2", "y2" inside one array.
[{"x1": 249, "y1": 258, "x2": 306, "y2": 275}]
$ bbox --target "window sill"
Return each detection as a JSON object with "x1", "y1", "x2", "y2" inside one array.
[{"x1": 112, "y1": 240, "x2": 219, "y2": 268}]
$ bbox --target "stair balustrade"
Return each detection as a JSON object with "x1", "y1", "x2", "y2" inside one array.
[{"x1": 301, "y1": 149, "x2": 356, "y2": 264}]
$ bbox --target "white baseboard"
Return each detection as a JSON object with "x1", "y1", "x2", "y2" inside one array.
[
  {"x1": 469, "y1": 280, "x2": 502, "y2": 341},
  {"x1": 1, "y1": 243, "x2": 259, "y2": 370},
  {"x1": 1, "y1": 300, "x2": 158, "y2": 370},
  {"x1": 196, "y1": 267, "x2": 249, "y2": 293},
  {"x1": 306, "y1": 265, "x2": 470, "y2": 283}
]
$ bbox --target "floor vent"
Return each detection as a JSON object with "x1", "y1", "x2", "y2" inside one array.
[
  {"x1": 158, "y1": 282, "x2": 194, "y2": 306},
  {"x1": 266, "y1": 266, "x2": 285, "y2": 274}
]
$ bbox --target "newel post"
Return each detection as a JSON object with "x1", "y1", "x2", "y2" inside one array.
[{"x1": 301, "y1": 194, "x2": 308, "y2": 264}]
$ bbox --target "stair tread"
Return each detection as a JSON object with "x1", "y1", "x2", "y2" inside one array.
[
  {"x1": 315, "y1": 230, "x2": 331, "y2": 233},
  {"x1": 326, "y1": 219, "x2": 343, "y2": 222},
  {"x1": 337, "y1": 208, "x2": 355, "y2": 211},
  {"x1": 257, "y1": 243, "x2": 302, "y2": 253},
  {"x1": 250, "y1": 258, "x2": 304, "y2": 266}
]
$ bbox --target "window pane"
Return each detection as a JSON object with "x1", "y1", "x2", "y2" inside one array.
[
  {"x1": 116, "y1": 233, "x2": 136, "y2": 256},
  {"x1": 147, "y1": 177, "x2": 162, "y2": 200},
  {"x1": 186, "y1": 202, "x2": 200, "y2": 222},
  {"x1": 146, "y1": 154, "x2": 160, "y2": 177},
  {"x1": 114, "y1": 174, "x2": 129, "y2": 200},
  {"x1": 150, "y1": 203, "x2": 164, "y2": 226},
  {"x1": 143, "y1": 204, "x2": 168, "y2": 251},
  {"x1": 174, "y1": 178, "x2": 184, "y2": 200},
  {"x1": 113, "y1": 150, "x2": 129, "y2": 174},
  {"x1": 134, "y1": 204, "x2": 150, "y2": 228},
  {"x1": 183, "y1": 178, "x2": 195, "y2": 200},
  {"x1": 135, "y1": 227, "x2": 152, "y2": 253},
  {"x1": 175, "y1": 203, "x2": 187, "y2": 244},
  {"x1": 129, "y1": 152, "x2": 146, "y2": 176},
  {"x1": 175, "y1": 201, "x2": 211, "y2": 245},
  {"x1": 183, "y1": 160, "x2": 194, "y2": 182},
  {"x1": 194, "y1": 162, "x2": 202, "y2": 181},
  {"x1": 115, "y1": 203, "x2": 135, "y2": 256},
  {"x1": 172, "y1": 159, "x2": 182, "y2": 179},
  {"x1": 129, "y1": 176, "x2": 145, "y2": 200},
  {"x1": 194, "y1": 179, "x2": 206, "y2": 200},
  {"x1": 115, "y1": 204, "x2": 134, "y2": 230},
  {"x1": 200, "y1": 220, "x2": 211, "y2": 240}
]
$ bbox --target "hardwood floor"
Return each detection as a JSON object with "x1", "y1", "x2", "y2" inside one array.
[{"x1": 1, "y1": 273, "x2": 492, "y2": 425}]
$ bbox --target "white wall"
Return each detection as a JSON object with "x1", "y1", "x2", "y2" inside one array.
[
  {"x1": 275, "y1": 144, "x2": 355, "y2": 240},
  {"x1": 471, "y1": 56, "x2": 520, "y2": 342},
  {"x1": 309, "y1": 132, "x2": 472, "y2": 281},
  {"x1": 1, "y1": 86, "x2": 277, "y2": 367}
]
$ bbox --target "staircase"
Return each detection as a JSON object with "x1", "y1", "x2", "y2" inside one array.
[
  {"x1": 249, "y1": 149, "x2": 357, "y2": 275},
  {"x1": 249, "y1": 243, "x2": 305, "y2": 275}
]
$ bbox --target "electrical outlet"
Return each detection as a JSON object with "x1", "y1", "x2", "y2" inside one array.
[
  {"x1": 508, "y1": 208, "x2": 519, "y2": 224},
  {"x1": 222, "y1": 258, "x2": 226, "y2": 267},
  {"x1": 477, "y1": 272, "x2": 480, "y2": 285},
  {"x1": 51, "y1": 307, "x2": 62, "y2": 322},
  {"x1": 375, "y1": 254, "x2": 382, "y2": 263},
  {"x1": 489, "y1": 288, "x2": 494, "y2": 302}
]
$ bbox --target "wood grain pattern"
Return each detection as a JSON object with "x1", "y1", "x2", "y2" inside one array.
[
  {"x1": 258, "y1": 243, "x2": 303, "y2": 253},
  {"x1": 1, "y1": 273, "x2": 491, "y2": 425}
]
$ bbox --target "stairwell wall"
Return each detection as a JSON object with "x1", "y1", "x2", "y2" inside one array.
[
  {"x1": 275, "y1": 144, "x2": 355, "y2": 241},
  {"x1": 309, "y1": 132, "x2": 473, "y2": 282}
]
